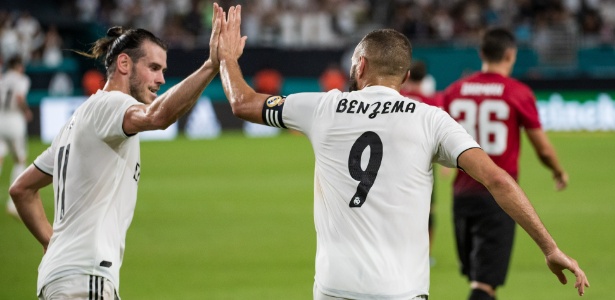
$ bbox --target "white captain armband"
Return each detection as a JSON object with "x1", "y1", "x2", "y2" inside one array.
[{"x1": 261, "y1": 95, "x2": 287, "y2": 128}]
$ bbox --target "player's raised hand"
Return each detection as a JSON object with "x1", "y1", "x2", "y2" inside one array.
[
  {"x1": 218, "y1": 5, "x2": 247, "y2": 62},
  {"x1": 545, "y1": 248, "x2": 589, "y2": 296},
  {"x1": 208, "y1": 2, "x2": 223, "y2": 67}
]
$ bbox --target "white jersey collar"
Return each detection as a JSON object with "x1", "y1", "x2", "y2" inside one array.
[{"x1": 359, "y1": 85, "x2": 401, "y2": 96}]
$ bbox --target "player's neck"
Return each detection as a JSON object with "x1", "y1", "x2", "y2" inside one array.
[
  {"x1": 102, "y1": 75, "x2": 129, "y2": 95},
  {"x1": 361, "y1": 75, "x2": 403, "y2": 91},
  {"x1": 481, "y1": 63, "x2": 511, "y2": 77}
]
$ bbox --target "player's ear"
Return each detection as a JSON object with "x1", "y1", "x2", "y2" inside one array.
[
  {"x1": 357, "y1": 56, "x2": 367, "y2": 78},
  {"x1": 403, "y1": 70, "x2": 410, "y2": 84},
  {"x1": 116, "y1": 53, "x2": 131, "y2": 75},
  {"x1": 505, "y1": 48, "x2": 517, "y2": 64}
]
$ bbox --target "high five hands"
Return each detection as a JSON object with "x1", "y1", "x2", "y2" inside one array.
[{"x1": 217, "y1": 4, "x2": 247, "y2": 63}]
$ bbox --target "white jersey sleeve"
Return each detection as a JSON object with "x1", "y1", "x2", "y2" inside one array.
[
  {"x1": 280, "y1": 92, "x2": 328, "y2": 132},
  {"x1": 431, "y1": 108, "x2": 481, "y2": 168},
  {"x1": 259, "y1": 92, "x2": 328, "y2": 133},
  {"x1": 33, "y1": 145, "x2": 56, "y2": 176}
]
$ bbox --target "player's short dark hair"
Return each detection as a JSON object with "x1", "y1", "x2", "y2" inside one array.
[
  {"x1": 359, "y1": 29, "x2": 412, "y2": 79},
  {"x1": 75, "y1": 26, "x2": 167, "y2": 76},
  {"x1": 6, "y1": 56, "x2": 23, "y2": 69},
  {"x1": 409, "y1": 61, "x2": 426, "y2": 82},
  {"x1": 480, "y1": 28, "x2": 516, "y2": 63}
]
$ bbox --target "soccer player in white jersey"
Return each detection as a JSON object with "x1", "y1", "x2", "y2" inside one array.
[
  {"x1": 0, "y1": 56, "x2": 33, "y2": 218},
  {"x1": 9, "y1": 3, "x2": 226, "y2": 299},
  {"x1": 216, "y1": 6, "x2": 589, "y2": 299}
]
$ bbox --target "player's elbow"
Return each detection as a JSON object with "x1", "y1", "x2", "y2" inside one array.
[
  {"x1": 148, "y1": 111, "x2": 176, "y2": 130},
  {"x1": 482, "y1": 168, "x2": 514, "y2": 192},
  {"x1": 9, "y1": 180, "x2": 27, "y2": 204},
  {"x1": 230, "y1": 103, "x2": 250, "y2": 120},
  {"x1": 229, "y1": 96, "x2": 255, "y2": 121}
]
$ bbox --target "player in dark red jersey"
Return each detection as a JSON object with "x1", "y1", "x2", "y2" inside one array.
[{"x1": 441, "y1": 28, "x2": 569, "y2": 300}]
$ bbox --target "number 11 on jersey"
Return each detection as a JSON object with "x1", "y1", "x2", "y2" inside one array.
[{"x1": 348, "y1": 131, "x2": 383, "y2": 207}]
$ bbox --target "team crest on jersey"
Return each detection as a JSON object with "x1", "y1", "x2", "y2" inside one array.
[{"x1": 265, "y1": 96, "x2": 285, "y2": 107}]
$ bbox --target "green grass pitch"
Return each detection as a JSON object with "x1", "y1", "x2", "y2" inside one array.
[{"x1": 0, "y1": 131, "x2": 612, "y2": 299}]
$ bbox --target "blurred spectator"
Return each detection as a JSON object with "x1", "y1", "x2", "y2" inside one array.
[
  {"x1": 533, "y1": 3, "x2": 579, "y2": 67},
  {"x1": 76, "y1": 0, "x2": 100, "y2": 22},
  {"x1": 41, "y1": 25, "x2": 63, "y2": 67},
  {"x1": 15, "y1": 10, "x2": 43, "y2": 62},
  {"x1": 2, "y1": 0, "x2": 614, "y2": 57},
  {"x1": 141, "y1": 0, "x2": 168, "y2": 37},
  {"x1": 0, "y1": 15, "x2": 20, "y2": 63},
  {"x1": 48, "y1": 72, "x2": 74, "y2": 96}
]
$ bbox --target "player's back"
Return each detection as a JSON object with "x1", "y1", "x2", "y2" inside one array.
[
  {"x1": 285, "y1": 86, "x2": 477, "y2": 298},
  {"x1": 442, "y1": 72, "x2": 541, "y2": 195}
]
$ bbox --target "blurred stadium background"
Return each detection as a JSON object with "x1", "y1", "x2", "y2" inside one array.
[{"x1": 0, "y1": 0, "x2": 614, "y2": 299}]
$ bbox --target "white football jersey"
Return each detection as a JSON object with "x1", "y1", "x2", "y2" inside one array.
[
  {"x1": 33, "y1": 90, "x2": 141, "y2": 295},
  {"x1": 264, "y1": 86, "x2": 479, "y2": 299},
  {"x1": 0, "y1": 69, "x2": 30, "y2": 115},
  {"x1": 0, "y1": 70, "x2": 30, "y2": 143}
]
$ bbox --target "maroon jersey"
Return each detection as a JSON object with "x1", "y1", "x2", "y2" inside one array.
[
  {"x1": 442, "y1": 72, "x2": 541, "y2": 196},
  {"x1": 400, "y1": 90, "x2": 441, "y2": 107}
]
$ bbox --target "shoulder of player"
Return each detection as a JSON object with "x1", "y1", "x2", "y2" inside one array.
[
  {"x1": 85, "y1": 91, "x2": 140, "y2": 112},
  {"x1": 502, "y1": 77, "x2": 534, "y2": 96}
]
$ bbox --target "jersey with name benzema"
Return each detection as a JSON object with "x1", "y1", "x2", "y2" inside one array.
[
  {"x1": 33, "y1": 90, "x2": 141, "y2": 295},
  {"x1": 441, "y1": 72, "x2": 541, "y2": 197},
  {"x1": 263, "y1": 86, "x2": 479, "y2": 299}
]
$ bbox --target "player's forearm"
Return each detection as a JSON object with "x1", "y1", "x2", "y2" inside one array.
[
  {"x1": 536, "y1": 146, "x2": 565, "y2": 176},
  {"x1": 526, "y1": 129, "x2": 565, "y2": 175},
  {"x1": 460, "y1": 150, "x2": 559, "y2": 256},
  {"x1": 220, "y1": 59, "x2": 264, "y2": 123},
  {"x1": 486, "y1": 172, "x2": 558, "y2": 255},
  {"x1": 10, "y1": 187, "x2": 52, "y2": 248},
  {"x1": 146, "y1": 60, "x2": 219, "y2": 128}
]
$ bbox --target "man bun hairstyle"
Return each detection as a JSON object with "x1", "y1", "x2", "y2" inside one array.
[
  {"x1": 480, "y1": 27, "x2": 516, "y2": 63},
  {"x1": 75, "y1": 26, "x2": 167, "y2": 76}
]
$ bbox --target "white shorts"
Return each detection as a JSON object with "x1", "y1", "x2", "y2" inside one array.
[
  {"x1": 38, "y1": 274, "x2": 119, "y2": 300},
  {"x1": 313, "y1": 282, "x2": 428, "y2": 300}
]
